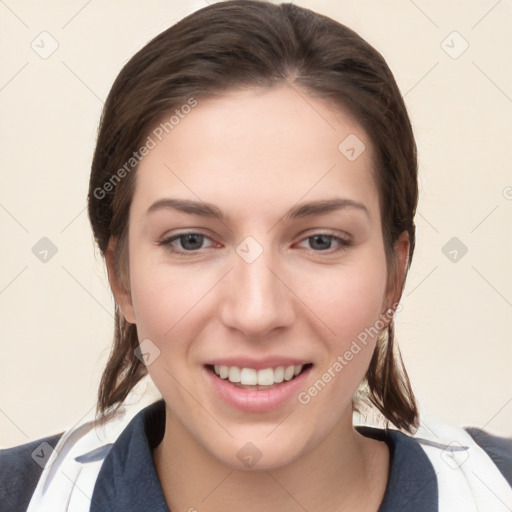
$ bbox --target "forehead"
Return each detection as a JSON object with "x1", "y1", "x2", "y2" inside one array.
[{"x1": 132, "y1": 85, "x2": 379, "y2": 222}]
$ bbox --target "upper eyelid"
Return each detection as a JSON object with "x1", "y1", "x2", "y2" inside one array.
[
  {"x1": 160, "y1": 230, "x2": 216, "y2": 244},
  {"x1": 160, "y1": 228, "x2": 349, "y2": 241}
]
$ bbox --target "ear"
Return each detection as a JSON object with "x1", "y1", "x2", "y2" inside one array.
[
  {"x1": 105, "y1": 238, "x2": 136, "y2": 324},
  {"x1": 385, "y1": 231, "x2": 410, "y2": 313}
]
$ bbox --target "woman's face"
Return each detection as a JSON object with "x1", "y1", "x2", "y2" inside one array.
[{"x1": 112, "y1": 85, "x2": 404, "y2": 470}]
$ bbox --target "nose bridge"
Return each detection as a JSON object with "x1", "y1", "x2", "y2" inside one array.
[{"x1": 220, "y1": 237, "x2": 293, "y2": 336}]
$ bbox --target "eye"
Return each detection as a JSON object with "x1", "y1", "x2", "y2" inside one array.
[
  {"x1": 157, "y1": 231, "x2": 351, "y2": 255},
  {"x1": 157, "y1": 232, "x2": 217, "y2": 253},
  {"x1": 297, "y1": 233, "x2": 351, "y2": 252}
]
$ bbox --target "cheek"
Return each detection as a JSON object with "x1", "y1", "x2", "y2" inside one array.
[
  {"x1": 303, "y1": 256, "x2": 388, "y2": 342},
  {"x1": 130, "y1": 264, "x2": 207, "y2": 342},
  {"x1": 127, "y1": 243, "x2": 195, "y2": 339},
  {"x1": 294, "y1": 257, "x2": 387, "y2": 416},
  {"x1": 297, "y1": 248, "x2": 388, "y2": 400},
  {"x1": 127, "y1": 259, "x2": 208, "y2": 400}
]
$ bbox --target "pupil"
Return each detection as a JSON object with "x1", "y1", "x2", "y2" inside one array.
[
  {"x1": 310, "y1": 235, "x2": 331, "y2": 250},
  {"x1": 181, "y1": 234, "x2": 203, "y2": 250}
]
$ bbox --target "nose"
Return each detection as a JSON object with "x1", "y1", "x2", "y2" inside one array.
[{"x1": 219, "y1": 242, "x2": 295, "y2": 339}]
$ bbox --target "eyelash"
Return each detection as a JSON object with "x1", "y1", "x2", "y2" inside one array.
[{"x1": 156, "y1": 231, "x2": 352, "y2": 255}]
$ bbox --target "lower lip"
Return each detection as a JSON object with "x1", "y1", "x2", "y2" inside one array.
[{"x1": 203, "y1": 365, "x2": 313, "y2": 413}]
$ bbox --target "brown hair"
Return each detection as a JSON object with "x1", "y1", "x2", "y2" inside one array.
[{"x1": 88, "y1": 0, "x2": 419, "y2": 432}]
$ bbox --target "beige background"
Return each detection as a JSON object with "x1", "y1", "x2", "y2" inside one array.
[{"x1": 1, "y1": 0, "x2": 511, "y2": 448}]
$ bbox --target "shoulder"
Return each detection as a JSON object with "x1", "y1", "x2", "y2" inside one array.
[
  {"x1": 0, "y1": 433, "x2": 63, "y2": 512},
  {"x1": 465, "y1": 426, "x2": 512, "y2": 486},
  {"x1": 356, "y1": 425, "x2": 439, "y2": 510}
]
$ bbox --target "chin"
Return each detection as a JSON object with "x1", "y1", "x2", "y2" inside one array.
[{"x1": 204, "y1": 431, "x2": 309, "y2": 472}]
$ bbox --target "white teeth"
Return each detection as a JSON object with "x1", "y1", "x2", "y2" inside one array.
[
  {"x1": 228, "y1": 366, "x2": 241, "y2": 383},
  {"x1": 240, "y1": 368, "x2": 258, "y2": 385},
  {"x1": 212, "y1": 364, "x2": 305, "y2": 385},
  {"x1": 257, "y1": 368, "x2": 274, "y2": 386},
  {"x1": 284, "y1": 366, "x2": 295, "y2": 381}
]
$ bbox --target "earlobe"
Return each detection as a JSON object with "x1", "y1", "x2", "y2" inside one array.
[
  {"x1": 105, "y1": 238, "x2": 136, "y2": 324},
  {"x1": 396, "y1": 231, "x2": 410, "y2": 285},
  {"x1": 386, "y1": 231, "x2": 411, "y2": 311}
]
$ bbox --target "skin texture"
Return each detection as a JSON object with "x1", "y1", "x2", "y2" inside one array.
[{"x1": 107, "y1": 85, "x2": 410, "y2": 511}]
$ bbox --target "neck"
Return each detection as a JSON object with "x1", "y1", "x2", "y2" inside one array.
[{"x1": 153, "y1": 408, "x2": 389, "y2": 512}]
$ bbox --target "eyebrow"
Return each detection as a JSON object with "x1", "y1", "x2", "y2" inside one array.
[{"x1": 146, "y1": 197, "x2": 370, "y2": 221}]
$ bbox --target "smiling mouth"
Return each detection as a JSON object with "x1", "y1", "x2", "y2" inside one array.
[{"x1": 206, "y1": 363, "x2": 313, "y2": 390}]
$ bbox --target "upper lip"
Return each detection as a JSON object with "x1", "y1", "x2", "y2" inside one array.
[{"x1": 204, "y1": 357, "x2": 312, "y2": 370}]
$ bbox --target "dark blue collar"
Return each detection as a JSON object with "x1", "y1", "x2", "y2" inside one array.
[{"x1": 91, "y1": 400, "x2": 437, "y2": 511}]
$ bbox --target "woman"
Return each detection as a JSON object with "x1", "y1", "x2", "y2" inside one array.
[{"x1": 2, "y1": 1, "x2": 511, "y2": 511}]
